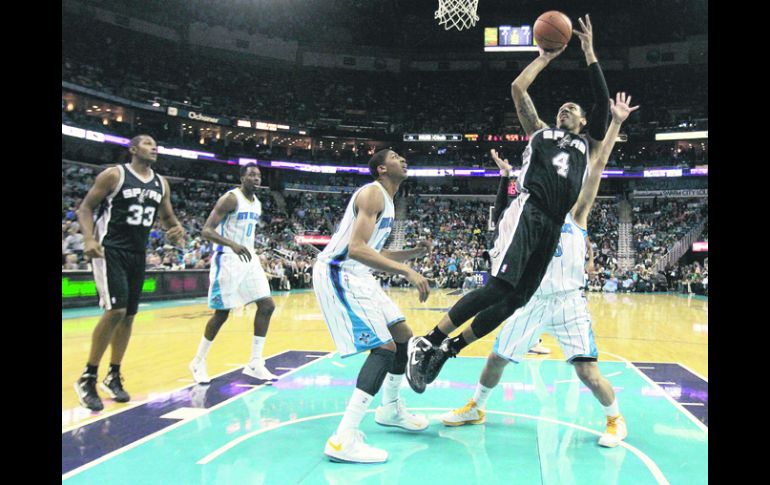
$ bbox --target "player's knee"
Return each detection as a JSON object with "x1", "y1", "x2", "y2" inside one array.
[
  {"x1": 487, "y1": 352, "x2": 509, "y2": 370},
  {"x1": 379, "y1": 341, "x2": 397, "y2": 352},
  {"x1": 122, "y1": 314, "x2": 136, "y2": 327},
  {"x1": 574, "y1": 362, "x2": 601, "y2": 387},
  {"x1": 105, "y1": 308, "x2": 127, "y2": 323},
  {"x1": 212, "y1": 310, "x2": 230, "y2": 325},
  {"x1": 256, "y1": 298, "x2": 275, "y2": 315},
  {"x1": 388, "y1": 320, "x2": 411, "y2": 343}
]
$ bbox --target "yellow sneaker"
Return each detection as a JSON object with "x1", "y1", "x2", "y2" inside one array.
[
  {"x1": 440, "y1": 399, "x2": 486, "y2": 427},
  {"x1": 598, "y1": 414, "x2": 628, "y2": 448}
]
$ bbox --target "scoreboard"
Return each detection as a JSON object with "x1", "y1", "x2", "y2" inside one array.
[{"x1": 484, "y1": 25, "x2": 539, "y2": 52}]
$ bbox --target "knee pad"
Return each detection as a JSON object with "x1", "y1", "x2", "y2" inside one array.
[
  {"x1": 356, "y1": 347, "x2": 395, "y2": 396},
  {"x1": 390, "y1": 342, "x2": 408, "y2": 375}
]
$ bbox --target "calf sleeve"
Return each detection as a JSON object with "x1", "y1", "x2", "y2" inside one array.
[
  {"x1": 448, "y1": 276, "x2": 515, "y2": 327},
  {"x1": 356, "y1": 347, "x2": 396, "y2": 396}
]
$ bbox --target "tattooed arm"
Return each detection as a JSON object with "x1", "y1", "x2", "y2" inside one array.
[{"x1": 511, "y1": 46, "x2": 565, "y2": 136}]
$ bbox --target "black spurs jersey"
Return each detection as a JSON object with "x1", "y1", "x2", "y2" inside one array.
[
  {"x1": 95, "y1": 164, "x2": 165, "y2": 253},
  {"x1": 517, "y1": 128, "x2": 590, "y2": 221}
]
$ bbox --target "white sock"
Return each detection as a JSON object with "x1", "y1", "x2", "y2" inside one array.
[
  {"x1": 250, "y1": 336, "x2": 266, "y2": 362},
  {"x1": 473, "y1": 383, "x2": 494, "y2": 409},
  {"x1": 381, "y1": 373, "x2": 403, "y2": 405},
  {"x1": 603, "y1": 398, "x2": 620, "y2": 417},
  {"x1": 337, "y1": 388, "x2": 374, "y2": 434},
  {"x1": 194, "y1": 337, "x2": 213, "y2": 362}
]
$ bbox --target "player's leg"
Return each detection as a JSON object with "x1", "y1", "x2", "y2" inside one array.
[
  {"x1": 554, "y1": 292, "x2": 627, "y2": 447},
  {"x1": 189, "y1": 309, "x2": 230, "y2": 384},
  {"x1": 314, "y1": 264, "x2": 397, "y2": 463},
  {"x1": 243, "y1": 296, "x2": 278, "y2": 380},
  {"x1": 441, "y1": 298, "x2": 546, "y2": 426},
  {"x1": 375, "y1": 319, "x2": 429, "y2": 431},
  {"x1": 191, "y1": 254, "x2": 234, "y2": 384},
  {"x1": 406, "y1": 276, "x2": 518, "y2": 392},
  {"x1": 75, "y1": 248, "x2": 130, "y2": 411},
  {"x1": 101, "y1": 250, "x2": 146, "y2": 403},
  {"x1": 573, "y1": 360, "x2": 626, "y2": 447},
  {"x1": 242, "y1": 257, "x2": 278, "y2": 380}
]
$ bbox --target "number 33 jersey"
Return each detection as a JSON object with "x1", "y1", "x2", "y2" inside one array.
[
  {"x1": 95, "y1": 164, "x2": 165, "y2": 253},
  {"x1": 517, "y1": 128, "x2": 589, "y2": 221}
]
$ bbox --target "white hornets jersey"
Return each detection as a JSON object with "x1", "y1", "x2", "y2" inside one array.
[
  {"x1": 216, "y1": 188, "x2": 262, "y2": 253},
  {"x1": 317, "y1": 182, "x2": 394, "y2": 274},
  {"x1": 534, "y1": 212, "x2": 588, "y2": 297}
]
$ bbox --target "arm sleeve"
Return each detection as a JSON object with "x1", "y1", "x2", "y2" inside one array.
[
  {"x1": 586, "y1": 62, "x2": 610, "y2": 141},
  {"x1": 492, "y1": 177, "x2": 512, "y2": 225}
]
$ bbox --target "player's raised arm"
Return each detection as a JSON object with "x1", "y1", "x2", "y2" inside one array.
[
  {"x1": 511, "y1": 45, "x2": 565, "y2": 136},
  {"x1": 574, "y1": 14, "x2": 611, "y2": 151},
  {"x1": 349, "y1": 185, "x2": 430, "y2": 302},
  {"x1": 489, "y1": 149, "x2": 513, "y2": 225},
  {"x1": 157, "y1": 176, "x2": 186, "y2": 248},
  {"x1": 76, "y1": 166, "x2": 121, "y2": 260},
  {"x1": 572, "y1": 92, "x2": 639, "y2": 226},
  {"x1": 201, "y1": 192, "x2": 251, "y2": 262}
]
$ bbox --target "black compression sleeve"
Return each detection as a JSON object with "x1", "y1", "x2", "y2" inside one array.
[
  {"x1": 586, "y1": 62, "x2": 610, "y2": 141},
  {"x1": 492, "y1": 176, "x2": 511, "y2": 225}
]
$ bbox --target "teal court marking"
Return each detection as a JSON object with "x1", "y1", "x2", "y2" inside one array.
[{"x1": 63, "y1": 355, "x2": 707, "y2": 485}]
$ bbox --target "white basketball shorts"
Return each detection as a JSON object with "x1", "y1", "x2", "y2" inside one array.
[
  {"x1": 208, "y1": 251, "x2": 271, "y2": 310},
  {"x1": 493, "y1": 290, "x2": 598, "y2": 363},
  {"x1": 312, "y1": 261, "x2": 404, "y2": 358}
]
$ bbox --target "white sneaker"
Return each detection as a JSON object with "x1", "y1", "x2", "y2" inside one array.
[
  {"x1": 440, "y1": 399, "x2": 486, "y2": 426},
  {"x1": 243, "y1": 359, "x2": 278, "y2": 381},
  {"x1": 527, "y1": 339, "x2": 551, "y2": 355},
  {"x1": 375, "y1": 399, "x2": 429, "y2": 431},
  {"x1": 324, "y1": 428, "x2": 388, "y2": 463},
  {"x1": 189, "y1": 359, "x2": 210, "y2": 384},
  {"x1": 598, "y1": 414, "x2": 628, "y2": 447}
]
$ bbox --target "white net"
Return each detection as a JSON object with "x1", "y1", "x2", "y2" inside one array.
[{"x1": 435, "y1": 0, "x2": 479, "y2": 31}]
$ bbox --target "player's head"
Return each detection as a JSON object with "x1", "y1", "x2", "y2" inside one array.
[
  {"x1": 129, "y1": 134, "x2": 158, "y2": 164},
  {"x1": 556, "y1": 102, "x2": 587, "y2": 134},
  {"x1": 240, "y1": 163, "x2": 261, "y2": 191},
  {"x1": 368, "y1": 149, "x2": 408, "y2": 182}
]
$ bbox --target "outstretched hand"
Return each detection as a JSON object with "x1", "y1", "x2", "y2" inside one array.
[
  {"x1": 609, "y1": 92, "x2": 640, "y2": 123},
  {"x1": 490, "y1": 149, "x2": 512, "y2": 176},
  {"x1": 573, "y1": 14, "x2": 594, "y2": 55}
]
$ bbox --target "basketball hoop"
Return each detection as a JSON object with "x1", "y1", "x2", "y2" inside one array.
[{"x1": 435, "y1": 0, "x2": 479, "y2": 31}]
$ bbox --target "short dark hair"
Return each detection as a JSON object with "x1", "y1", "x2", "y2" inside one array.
[
  {"x1": 240, "y1": 162, "x2": 260, "y2": 177},
  {"x1": 368, "y1": 150, "x2": 390, "y2": 179},
  {"x1": 129, "y1": 134, "x2": 153, "y2": 148}
]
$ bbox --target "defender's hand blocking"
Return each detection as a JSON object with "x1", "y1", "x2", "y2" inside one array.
[
  {"x1": 406, "y1": 269, "x2": 430, "y2": 302},
  {"x1": 490, "y1": 149, "x2": 513, "y2": 176},
  {"x1": 574, "y1": 15, "x2": 594, "y2": 55},
  {"x1": 609, "y1": 92, "x2": 639, "y2": 123},
  {"x1": 83, "y1": 238, "x2": 104, "y2": 259}
]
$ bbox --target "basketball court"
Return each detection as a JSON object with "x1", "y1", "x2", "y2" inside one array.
[{"x1": 62, "y1": 289, "x2": 708, "y2": 484}]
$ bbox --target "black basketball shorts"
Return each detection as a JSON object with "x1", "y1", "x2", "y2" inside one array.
[
  {"x1": 91, "y1": 246, "x2": 147, "y2": 316},
  {"x1": 488, "y1": 193, "x2": 563, "y2": 305}
]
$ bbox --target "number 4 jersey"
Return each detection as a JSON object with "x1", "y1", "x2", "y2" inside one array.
[
  {"x1": 517, "y1": 127, "x2": 589, "y2": 221},
  {"x1": 95, "y1": 164, "x2": 165, "y2": 253}
]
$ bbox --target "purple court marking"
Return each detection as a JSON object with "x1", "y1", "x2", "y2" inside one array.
[
  {"x1": 62, "y1": 350, "x2": 329, "y2": 475},
  {"x1": 633, "y1": 362, "x2": 708, "y2": 426}
]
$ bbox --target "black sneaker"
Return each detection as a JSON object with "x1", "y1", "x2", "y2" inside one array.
[
  {"x1": 101, "y1": 372, "x2": 131, "y2": 403},
  {"x1": 74, "y1": 374, "x2": 104, "y2": 411},
  {"x1": 424, "y1": 338, "x2": 458, "y2": 384},
  {"x1": 406, "y1": 336, "x2": 435, "y2": 394}
]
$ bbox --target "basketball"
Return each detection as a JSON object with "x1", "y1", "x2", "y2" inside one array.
[{"x1": 534, "y1": 11, "x2": 573, "y2": 51}]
